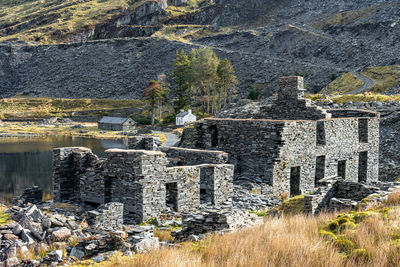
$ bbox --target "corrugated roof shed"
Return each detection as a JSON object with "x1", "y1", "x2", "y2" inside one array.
[{"x1": 99, "y1": 116, "x2": 129, "y2": 124}]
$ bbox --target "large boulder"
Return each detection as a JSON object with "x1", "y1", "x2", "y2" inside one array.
[
  {"x1": 51, "y1": 227, "x2": 71, "y2": 242},
  {"x1": 130, "y1": 237, "x2": 159, "y2": 253},
  {"x1": 23, "y1": 205, "x2": 43, "y2": 223}
]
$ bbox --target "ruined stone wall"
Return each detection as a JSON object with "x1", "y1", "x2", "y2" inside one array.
[
  {"x1": 257, "y1": 76, "x2": 331, "y2": 120},
  {"x1": 161, "y1": 147, "x2": 228, "y2": 166},
  {"x1": 104, "y1": 149, "x2": 168, "y2": 224},
  {"x1": 127, "y1": 136, "x2": 161, "y2": 151},
  {"x1": 273, "y1": 116, "x2": 379, "y2": 195},
  {"x1": 53, "y1": 147, "x2": 100, "y2": 203},
  {"x1": 197, "y1": 164, "x2": 234, "y2": 205},
  {"x1": 335, "y1": 181, "x2": 379, "y2": 201},
  {"x1": 174, "y1": 208, "x2": 263, "y2": 238},
  {"x1": 180, "y1": 118, "x2": 285, "y2": 184},
  {"x1": 180, "y1": 112, "x2": 379, "y2": 196},
  {"x1": 165, "y1": 166, "x2": 201, "y2": 212},
  {"x1": 87, "y1": 202, "x2": 124, "y2": 231}
]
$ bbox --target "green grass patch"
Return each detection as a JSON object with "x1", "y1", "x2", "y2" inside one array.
[{"x1": 320, "y1": 72, "x2": 364, "y2": 95}]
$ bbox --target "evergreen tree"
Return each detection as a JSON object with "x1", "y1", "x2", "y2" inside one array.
[
  {"x1": 171, "y1": 48, "x2": 238, "y2": 115},
  {"x1": 190, "y1": 48, "x2": 219, "y2": 113}
]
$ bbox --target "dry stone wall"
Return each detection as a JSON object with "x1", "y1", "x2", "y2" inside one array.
[
  {"x1": 198, "y1": 164, "x2": 234, "y2": 205},
  {"x1": 87, "y1": 202, "x2": 124, "y2": 231},
  {"x1": 53, "y1": 147, "x2": 234, "y2": 224},
  {"x1": 161, "y1": 147, "x2": 228, "y2": 166}
]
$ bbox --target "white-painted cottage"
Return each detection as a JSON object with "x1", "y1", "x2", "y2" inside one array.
[{"x1": 176, "y1": 109, "x2": 196, "y2": 126}]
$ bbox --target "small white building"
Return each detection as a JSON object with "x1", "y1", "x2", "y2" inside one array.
[{"x1": 176, "y1": 109, "x2": 196, "y2": 126}]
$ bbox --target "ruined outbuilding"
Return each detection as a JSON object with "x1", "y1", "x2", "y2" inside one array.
[
  {"x1": 179, "y1": 76, "x2": 380, "y2": 197},
  {"x1": 53, "y1": 146, "x2": 234, "y2": 224}
]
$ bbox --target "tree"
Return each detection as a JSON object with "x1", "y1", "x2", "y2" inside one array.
[
  {"x1": 156, "y1": 74, "x2": 170, "y2": 121},
  {"x1": 171, "y1": 48, "x2": 238, "y2": 115},
  {"x1": 190, "y1": 48, "x2": 219, "y2": 113},
  {"x1": 217, "y1": 58, "x2": 238, "y2": 107},
  {"x1": 142, "y1": 80, "x2": 166, "y2": 126},
  {"x1": 171, "y1": 49, "x2": 192, "y2": 112}
]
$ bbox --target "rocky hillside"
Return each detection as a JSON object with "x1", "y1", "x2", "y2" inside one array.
[{"x1": 0, "y1": 0, "x2": 399, "y2": 98}]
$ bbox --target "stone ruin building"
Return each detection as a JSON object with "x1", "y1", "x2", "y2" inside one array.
[
  {"x1": 179, "y1": 76, "x2": 380, "y2": 198},
  {"x1": 53, "y1": 146, "x2": 234, "y2": 224},
  {"x1": 53, "y1": 75, "x2": 384, "y2": 230}
]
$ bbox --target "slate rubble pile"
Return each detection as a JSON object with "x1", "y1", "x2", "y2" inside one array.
[{"x1": 0, "y1": 198, "x2": 162, "y2": 266}]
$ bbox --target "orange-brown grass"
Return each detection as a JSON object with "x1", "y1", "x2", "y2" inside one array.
[
  {"x1": 384, "y1": 190, "x2": 400, "y2": 206},
  {"x1": 96, "y1": 204, "x2": 400, "y2": 267},
  {"x1": 100, "y1": 213, "x2": 348, "y2": 267},
  {"x1": 154, "y1": 229, "x2": 175, "y2": 242}
]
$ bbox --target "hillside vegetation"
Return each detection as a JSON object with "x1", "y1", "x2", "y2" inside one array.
[
  {"x1": 0, "y1": 97, "x2": 143, "y2": 119},
  {"x1": 362, "y1": 65, "x2": 400, "y2": 93},
  {"x1": 0, "y1": 0, "x2": 210, "y2": 44},
  {"x1": 321, "y1": 66, "x2": 400, "y2": 95},
  {"x1": 0, "y1": 0, "x2": 135, "y2": 43},
  {"x1": 321, "y1": 73, "x2": 364, "y2": 95}
]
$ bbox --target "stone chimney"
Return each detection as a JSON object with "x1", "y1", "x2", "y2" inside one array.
[
  {"x1": 277, "y1": 76, "x2": 305, "y2": 100},
  {"x1": 188, "y1": 109, "x2": 192, "y2": 114}
]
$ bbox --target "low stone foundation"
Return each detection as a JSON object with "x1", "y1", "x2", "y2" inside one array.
[
  {"x1": 87, "y1": 202, "x2": 124, "y2": 231},
  {"x1": 161, "y1": 147, "x2": 228, "y2": 166},
  {"x1": 173, "y1": 208, "x2": 263, "y2": 239}
]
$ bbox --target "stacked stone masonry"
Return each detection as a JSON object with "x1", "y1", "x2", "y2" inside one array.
[
  {"x1": 87, "y1": 202, "x2": 124, "y2": 231},
  {"x1": 53, "y1": 147, "x2": 234, "y2": 224},
  {"x1": 180, "y1": 76, "x2": 380, "y2": 197}
]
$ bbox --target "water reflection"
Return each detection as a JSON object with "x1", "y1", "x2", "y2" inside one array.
[{"x1": 0, "y1": 136, "x2": 127, "y2": 201}]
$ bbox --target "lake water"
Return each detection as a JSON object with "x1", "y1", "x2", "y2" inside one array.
[{"x1": 0, "y1": 136, "x2": 127, "y2": 202}]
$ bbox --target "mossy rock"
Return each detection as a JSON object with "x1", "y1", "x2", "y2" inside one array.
[
  {"x1": 0, "y1": 212, "x2": 11, "y2": 225},
  {"x1": 334, "y1": 238, "x2": 355, "y2": 254},
  {"x1": 278, "y1": 195, "x2": 305, "y2": 215},
  {"x1": 350, "y1": 248, "x2": 371, "y2": 261},
  {"x1": 319, "y1": 230, "x2": 337, "y2": 240},
  {"x1": 340, "y1": 221, "x2": 357, "y2": 230}
]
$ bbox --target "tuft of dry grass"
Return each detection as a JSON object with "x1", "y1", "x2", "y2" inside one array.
[
  {"x1": 0, "y1": 206, "x2": 11, "y2": 225},
  {"x1": 384, "y1": 190, "x2": 400, "y2": 206},
  {"x1": 154, "y1": 229, "x2": 175, "y2": 242}
]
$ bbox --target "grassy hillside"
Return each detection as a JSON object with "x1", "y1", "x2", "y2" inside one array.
[
  {"x1": 0, "y1": 0, "x2": 212, "y2": 44},
  {"x1": 321, "y1": 72, "x2": 364, "y2": 95},
  {"x1": 321, "y1": 66, "x2": 400, "y2": 95},
  {"x1": 0, "y1": 0, "x2": 136, "y2": 43},
  {"x1": 0, "y1": 97, "x2": 143, "y2": 119},
  {"x1": 362, "y1": 65, "x2": 400, "y2": 93}
]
